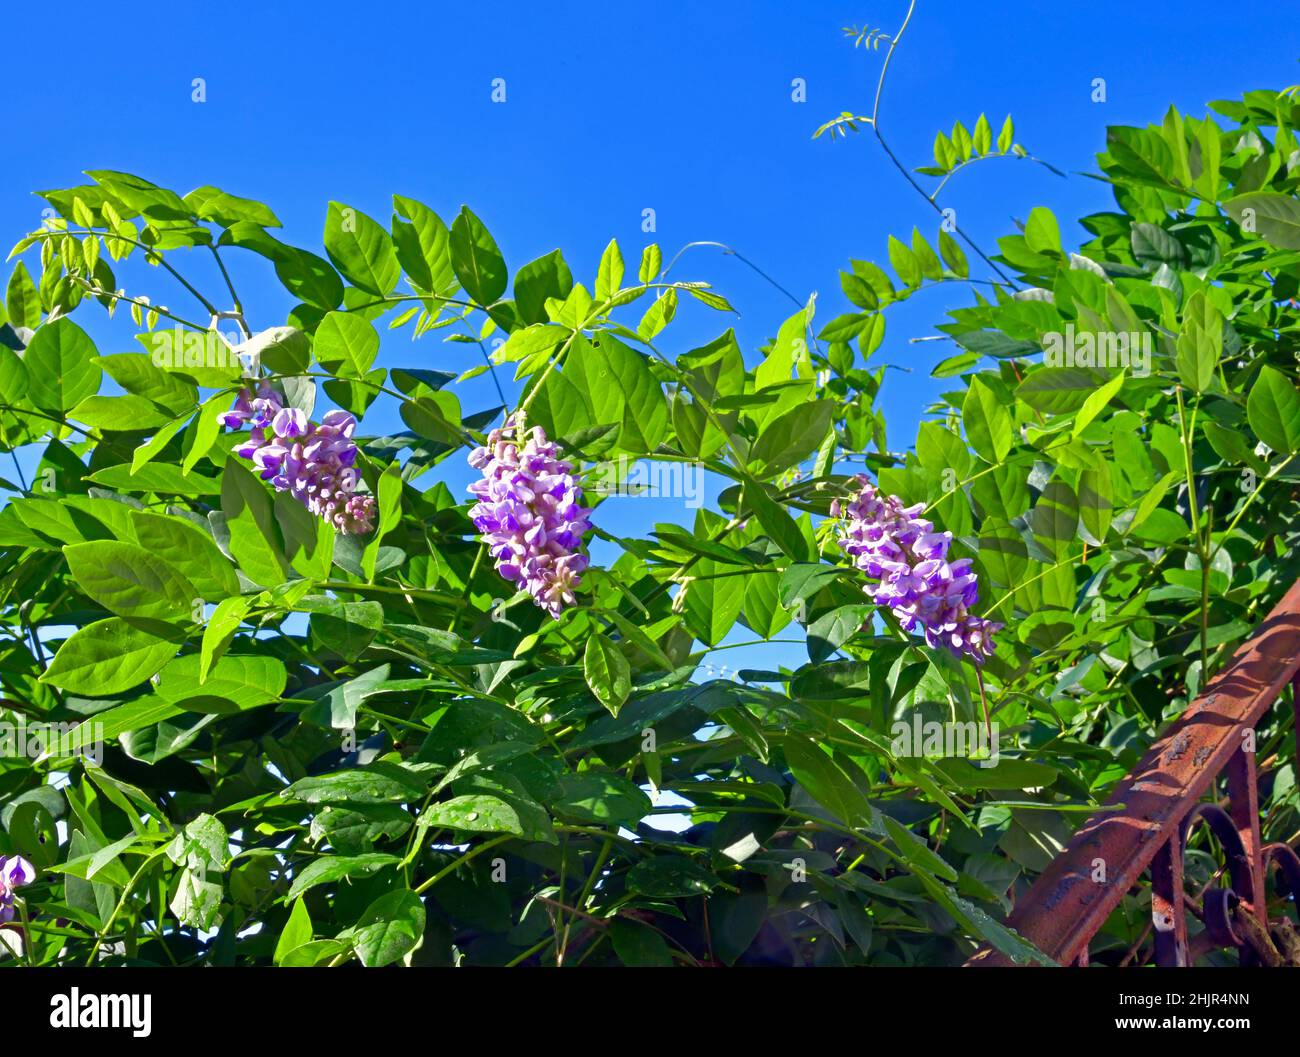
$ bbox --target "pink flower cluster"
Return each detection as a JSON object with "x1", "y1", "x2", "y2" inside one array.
[
  {"x1": 467, "y1": 420, "x2": 591, "y2": 618},
  {"x1": 222, "y1": 383, "x2": 376, "y2": 534},
  {"x1": 832, "y1": 475, "x2": 1001, "y2": 662}
]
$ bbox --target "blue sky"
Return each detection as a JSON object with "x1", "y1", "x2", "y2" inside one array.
[{"x1": 5, "y1": 0, "x2": 1299, "y2": 674}]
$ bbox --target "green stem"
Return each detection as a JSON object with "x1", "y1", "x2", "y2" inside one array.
[
  {"x1": 85, "y1": 848, "x2": 169, "y2": 966},
  {"x1": 412, "y1": 834, "x2": 514, "y2": 895}
]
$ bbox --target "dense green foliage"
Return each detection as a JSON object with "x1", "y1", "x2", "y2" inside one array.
[{"x1": 0, "y1": 55, "x2": 1299, "y2": 966}]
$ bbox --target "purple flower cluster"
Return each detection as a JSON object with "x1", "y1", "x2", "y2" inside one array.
[
  {"x1": 467, "y1": 420, "x2": 591, "y2": 618},
  {"x1": 222, "y1": 383, "x2": 376, "y2": 534},
  {"x1": 832, "y1": 475, "x2": 1001, "y2": 662},
  {"x1": 0, "y1": 855, "x2": 33, "y2": 923}
]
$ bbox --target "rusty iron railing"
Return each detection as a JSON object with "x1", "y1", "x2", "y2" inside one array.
[{"x1": 967, "y1": 577, "x2": 1300, "y2": 967}]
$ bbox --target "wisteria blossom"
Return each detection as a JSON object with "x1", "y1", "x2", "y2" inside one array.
[
  {"x1": 0, "y1": 855, "x2": 33, "y2": 924},
  {"x1": 832, "y1": 475, "x2": 1001, "y2": 663},
  {"x1": 467, "y1": 419, "x2": 592, "y2": 618},
  {"x1": 222, "y1": 383, "x2": 376, "y2": 534}
]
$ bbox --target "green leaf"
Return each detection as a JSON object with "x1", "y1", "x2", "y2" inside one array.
[
  {"x1": 887, "y1": 235, "x2": 921, "y2": 289},
  {"x1": 287, "y1": 854, "x2": 401, "y2": 901},
  {"x1": 57, "y1": 696, "x2": 188, "y2": 753},
  {"x1": 883, "y1": 815, "x2": 958, "y2": 881},
  {"x1": 399, "y1": 391, "x2": 462, "y2": 446},
  {"x1": 1078, "y1": 464, "x2": 1114, "y2": 544},
  {"x1": 553, "y1": 772, "x2": 651, "y2": 827},
  {"x1": 88, "y1": 461, "x2": 219, "y2": 496},
  {"x1": 171, "y1": 867, "x2": 223, "y2": 930},
  {"x1": 963, "y1": 376, "x2": 1013, "y2": 463},
  {"x1": 1175, "y1": 290, "x2": 1221, "y2": 393},
  {"x1": 6, "y1": 261, "x2": 40, "y2": 329},
  {"x1": 584, "y1": 633, "x2": 632, "y2": 716},
  {"x1": 1015, "y1": 367, "x2": 1105, "y2": 415},
  {"x1": 1224, "y1": 191, "x2": 1300, "y2": 250},
  {"x1": 25, "y1": 318, "x2": 101, "y2": 413},
  {"x1": 779, "y1": 563, "x2": 842, "y2": 608},
  {"x1": 531, "y1": 333, "x2": 668, "y2": 454},
  {"x1": 1247, "y1": 366, "x2": 1300, "y2": 454},
  {"x1": 166, "y1": 813, "x2": 230, "y2": 872},
  {"x1": 911, "y1": 229, "x2": 944, "y2": 281},
  {"x1": 627, "y1": 855, "x2": 718, "y2": 898},
  {"x1": 156, "y1": 652, "x2": 287, "y2": 711},
  {"x1": 130, "y1": 510, "x2": 239, "y2": 600},
  {"x1": 349, "y1": 889, "x2": 425, "y2": 967},
  {"x1": 200, "y1": 596, "x2": 251, "y2": 681},
  {"x1": 314, "y1": 311, "x2": 380, "y2": 378},
  {"x1": 391, "y1": 196, "x2": 454, "y2": 295},
  {"x1": 1072, "y1": 370, "x2": 1126, "y2": 438},
  {"x1": 40, "y1": 616, "x2": 181, "y2": 695},
  {"x1": 806, "y1": 604, "x2": 871, "y2": 663},
  {"x1": 683, "y1": 558, "x2": 745, "y2": 647},
  {"x1": 220, "y1": 460, "x2": 290, "y2": 585},
  {"x1": 915, "y1": 873, "x2": 1055, "y2": 965},
  {"x1": 274, "y1": 899, "x2": 314, "y2": 966},
  {"x1": 131, "y1": 417, "x2": 189, "y2": 474},
  {"x1": 1131, "y1": 222, "x2": 1187, "y2": 270},
  {"x1": 931, "y1": 758, "x2": 1060, "y2": 790},
  {"x1": 88, "y1": 170, "x2": 193, "y2": 221},
  {"x1": 1024, "y1": 207, "x2": 1062, "y2": 255},
  {"x1": 636, "y1": 289, "x2": 676, "y2": 342},
  {"x1": 298, "y1": 664, "x2": 398, "y2": 729},
  {"x1": 1030, "y1": 480, "x2": 1078, "y2": 559},
  {"x1": 0, "y1": 344, "x2": 28, "y2": 403},
  {"x1": 1203, "y1": 421, "x2": 1267, "y2": 474},
  {"x1": 595, "y1": 238, "x2": 625, "y2": 302},
  {"x1": 449, "y1": 206, "x2": 508, "y2": 304},
  {"x1": 185, "y1": 185, "x2": 281, "y2": 228},
  {"x1": 361, "y1": 464, "x2": 403, "y2": 581},
  {"x1": 221, "y1": 222, "x2": 343, "y2": 309},
  {"x1": 748, "y1": 400, "x2": 835, "y2": 477},
  {"x1": 840, "y1": 271, "x2": 879, "y2": 310},
  {"x1": 284, "y1": 763, "x2": 427, "y2": 805},
  {"x1": 743, "y1": 475, "x2": 812, "y2": 561},
  {"x1": 997, "y1": 114, "x2": 1014, "y2": 153},
  {"x1": 420, "y1": 793, "x2": 554, "y2": 842},
  {"x1": 938, "y1": 229, "x2": 968, "y2": 278},
  {"x1": 784, "y1": 735, "x2": 877, "y2": 830},
  {"x1": 514, "y1": 249, "x2": 574, "y2": 325},
  {"x1": 324, "y1": 201, "x2": 400, "y2": 296},
  {"x1": 307, "y1": 600, "x2": 383, "y2": 663},
  {"x1": 278, "y1": 939, "x2": 348, "y2": 967},
  {"x1": 310, "y1": 804, "x2": 411, "y2": 855},
  {"x1": 69, "y1": 394, "x2": 168, "y2": 432},
  {"x1": 609, "y1": 918, "x2": 674, "y2": 966},
  {"x1": 638, "y1": 244, "x2": 662, "y2": 283},
  {"x1": 63, "y1": 540, "x2": 196, "y2": 619}
]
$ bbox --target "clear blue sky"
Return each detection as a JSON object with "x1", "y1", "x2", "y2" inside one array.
[{"x1": 5, "y1": 0, "x2": 1298, "y2": 673}]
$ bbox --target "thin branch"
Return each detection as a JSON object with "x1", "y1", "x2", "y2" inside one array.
[
  {"x1": 207, "y1": 245, "x2": 250, "y2": 335},
  {"x1": 662, "y1": 240, "x2": 819, "y2": 355},
  {"x1": 31, "y1": 227, "x2": 221, "y2": 316},
  {"x1": 866, "y1": 1, "x2": 1019, "y2": 289}
]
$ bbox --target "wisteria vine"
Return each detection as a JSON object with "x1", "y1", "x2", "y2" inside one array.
[
  {"x1": 221, "y1": 383, "x2": 376, "y2": 534},
  {"x1": 467, "y1": 419, "x2": 592, "y2": 618},
  {"x1": 832, "y1": 475, "x2": 1001, "y2": 663}
]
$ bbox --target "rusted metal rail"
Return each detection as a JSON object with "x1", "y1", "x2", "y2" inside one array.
[{"x1": 967, "y1": 577, "x2": 1300, "y2": 967}]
